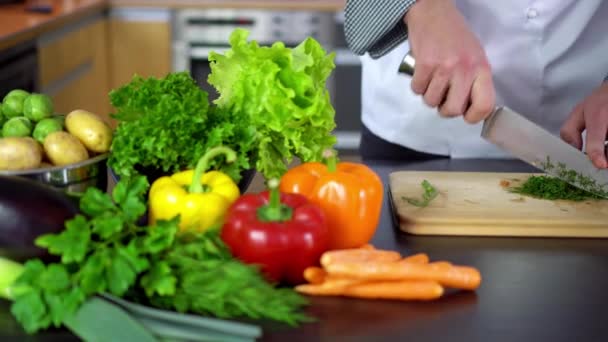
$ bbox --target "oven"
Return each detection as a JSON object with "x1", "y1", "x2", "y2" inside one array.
[
  {"x1": 172, "y1": 8, "x2": 362, "y2": 151},
  {"x1": 0, "y1": 40, "x2": 38, "y2": 100}
]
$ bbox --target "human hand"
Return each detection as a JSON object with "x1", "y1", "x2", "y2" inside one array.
[
  {"x1": 560, "y1": 82, "x2": 608, "y2": 169},
  {"x1": 404, "y1": 0, "x2": 495, "y2": 123}
]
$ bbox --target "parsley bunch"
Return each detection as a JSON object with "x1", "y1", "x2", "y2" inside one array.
[
  {"x1": 510, "y1": 175, "x2": 602, "y2": 201},
  {"x1": 10, "y1": 176, "x2": 309, "y2": 335},
  {"x1": 10, "y1": 176, "x2": 178, "y2": 333}
]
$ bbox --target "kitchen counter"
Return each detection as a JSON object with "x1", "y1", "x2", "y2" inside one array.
[
  {"x1": 0, "y1": 0, "x2": 107, "y2": 51},
  {"x1": 109, "y1": 0, "x2": 345, "y2": 11},
  {"x1": 2, "y1": 158, "x2": 608, "y2": 341}
]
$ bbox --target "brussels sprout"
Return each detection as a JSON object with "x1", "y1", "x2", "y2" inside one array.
[
  {"x1": 2, "y1": 89, "x2": 30, "y2": 118},
  {"x1": 2, "y1": 116, "x2": 33, "y2": 137},
  {"x1": 23, "y1": 93, "x2": 54, "y2": 122},
  {"x1": 33, "y1": 116, "x2": 64, "y2": 143}
]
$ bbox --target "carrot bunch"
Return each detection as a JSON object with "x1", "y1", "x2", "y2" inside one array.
[{"x1": 295, "y1": 244, "x2": 482, "y2": 301}]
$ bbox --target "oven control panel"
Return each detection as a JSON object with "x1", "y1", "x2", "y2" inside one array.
[{"x1": 173, "y1": 9, "x2": 334, "y2": 47}]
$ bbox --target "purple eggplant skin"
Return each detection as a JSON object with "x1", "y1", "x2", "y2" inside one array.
[{"x1": 0, "y1": 175, "x2": 79, "y2": 262}]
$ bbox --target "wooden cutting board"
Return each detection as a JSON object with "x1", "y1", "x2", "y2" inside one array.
[{"x1": 388, "y1": 171, "x2": 608, "y2": 237}]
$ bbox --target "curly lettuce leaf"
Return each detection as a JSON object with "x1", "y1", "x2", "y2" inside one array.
[
  {"x1": 107, "y1": 72, "x2": 253, "y2": 182},
  {"x1": 208, "y1": 28, "x2": 337, "y2": 179}
]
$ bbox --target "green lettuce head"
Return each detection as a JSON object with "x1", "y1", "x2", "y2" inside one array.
[{"x1": 208, "y1": 28, "x2": 337, "y2": 180}]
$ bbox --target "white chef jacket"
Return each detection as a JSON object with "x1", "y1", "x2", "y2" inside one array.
[{"x1": 360, "y1": 0, "x2": 608, "y2": 158}]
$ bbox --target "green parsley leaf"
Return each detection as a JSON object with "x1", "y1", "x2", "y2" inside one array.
[
  {"x1": 35, "y1": 215, "x2": 91, "y2": 263},
  {"x1": 77, "y1": 250, "x2": 108, "y2": 295},
  {"x1": 11, "y1": 290, "x2": 49, "y2": 333},
  {"x1": 113, "y1": 175, "x2": 149, "y2": 222},
  {"x1": 39, "y1": 264, "x2": 70, "y2": 292},
  {"x1": 91, "y1": 214, "x2": 123, "y2": 239},
  {"x1": 139, "y1": 218, "x2": 179, "y2": 254},
  {"x1": 79, "y1": 188, "x2": 116, "y2": 217},
  {"x1": 140, "y1": 260, "x2": 177, "y2": 297},
  {"x1": 106, "y1": 246, "x2": 150, "y2": 297},
  {"x1": 403, "y1": 180, "x2": 439, "y2": 207}
]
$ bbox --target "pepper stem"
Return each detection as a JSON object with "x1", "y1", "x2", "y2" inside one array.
[
  {"x1": 322, "y1": 149, "x2": 338, "y2": 173},
  {"x1": 257, "y1": 179, "x2": 293, "y2": 222},
  {"x1": 189, "y1": 146, "x2": 237, "y2": 193}
]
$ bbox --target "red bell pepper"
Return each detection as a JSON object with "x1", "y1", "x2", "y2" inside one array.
[{"x1": 220, "y1": 179, "x2": 329, "y2": 285}]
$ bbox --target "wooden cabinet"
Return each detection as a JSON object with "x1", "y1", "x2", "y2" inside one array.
[
  {"x1": 107, "y1": 8, "x2": 171, "y2": 90},
  {"x1": 36, "y1": 8, "x2": 172, "y2": 128},
  {"x1": 37, "y1": 14, "x2": 111, "y2": 123}
]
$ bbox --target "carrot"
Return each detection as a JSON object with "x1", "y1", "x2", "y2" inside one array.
[
  {"x1": 325, "y1": 261, "x2": 482, "y2": 290},
  {"x1": 400, "y1": 253, "x2": 430, "y2": 264},
  {"x1": 295, "y1": 278, "x2": 361, "y2": 296},
  {"x1": 295, "y1": 279, "x2": 444, "y2": 301},
  {"x1": 342, "y1": 280, "x2": 444, "y2": 301},
  {"x1": 303, "y1": 267, "x2": 327, "y2": 284},
  {"x1": 320, "y1": 248, "x2": 401, "y2": 267},
  {"x1": 428, "y1": 261, "x2": 452, "y2": 269}
]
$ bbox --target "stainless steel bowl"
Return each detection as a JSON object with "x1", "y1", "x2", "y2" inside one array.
[{"x1": 0, "y1": 153, "x2": 108, "y2": 193}]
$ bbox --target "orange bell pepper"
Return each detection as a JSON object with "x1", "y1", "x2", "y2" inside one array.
[{"x1": 279, "y1": 150, "x2": 383, "y2": 250}]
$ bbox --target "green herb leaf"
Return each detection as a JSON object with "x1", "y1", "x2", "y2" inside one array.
[
  {"x1": 139, "y1": 218, "x2": 179, "y2": 254},
  {"x1": 79, "y1": 188, "x2": 116, "y2": 217},
  {"x1": 113, "y1": 175, "x2": 149, "y2": 222},
  {"x1": 403, "y1": 180, "x2": 439, "y2": 207},
  {"x1": 35, "y1": 215, "x2": 91, "y2": 263},
  {"x1": 11, "y1": 290, "x2": 49, "y2": 333},
  {"x1": 509, "y1": 175, "x2": 603, "y2": 201},
  {"x1": 39, "y1": 264, "x2": 70, "y2": 292},
  {"x1": 140, "y1": 260, "x2": 177, "y2": 297},
  {"x1": 91, "y1": 214, "x2": 123, "y2": 239},
  {"x1": 106, "y1": 246, "x2": 150, "y2": 296},
  {"x1": 78, "y1": 249, "x2": 108, "y2": 295}
]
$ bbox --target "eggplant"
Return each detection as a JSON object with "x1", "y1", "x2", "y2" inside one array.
[{"x1": 0, "y1": 175, "x2": 79, "y2": 261}]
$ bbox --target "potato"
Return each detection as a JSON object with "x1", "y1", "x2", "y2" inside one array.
[
  {"x1": 44, "y1": 131, "x2": 89, "y2": 166},
  {"x1": 0, "y1": 137, "x2": 42, "y2": 170},
  {"x1": 65, "y1": 109, "x2": 112, "y2": 153}
]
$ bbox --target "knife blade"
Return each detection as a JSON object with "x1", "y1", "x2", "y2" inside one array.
[{"x1": 397, "y1": 51, "x2": 608, "y2": 198}]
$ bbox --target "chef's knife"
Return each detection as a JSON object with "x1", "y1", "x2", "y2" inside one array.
[{"x1": 398, "y1": 51, "x2": 608, "y2": 199}]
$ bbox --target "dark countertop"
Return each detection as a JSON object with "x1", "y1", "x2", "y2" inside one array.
[{"x1": 3, "y1": 158, "x2": 608, "y2": 342}]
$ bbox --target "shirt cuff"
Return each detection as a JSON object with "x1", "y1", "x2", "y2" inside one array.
[{"x1": 344, "y1": 0, "x2": 417, "y2": 58}]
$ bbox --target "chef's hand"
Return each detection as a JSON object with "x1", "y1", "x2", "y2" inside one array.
[
  {"x1": 404, "y1": 0, "x2": 495, "y2": 123},
  {"x1": 560, "y1": 82, "x2": 608, "y2": 169}
]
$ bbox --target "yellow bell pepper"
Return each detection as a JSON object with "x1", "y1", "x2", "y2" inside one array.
[{"x1": 148, "y1": 146, "x2": 241, "y2": 232}]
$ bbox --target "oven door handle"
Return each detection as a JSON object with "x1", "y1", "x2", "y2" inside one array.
[{"x1": 189, "y1": 46, "x2": 230, "y2": 60}]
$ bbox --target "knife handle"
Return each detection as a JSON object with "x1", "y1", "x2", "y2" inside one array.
[{"x1": 398, "y1": 52, "x2": 416, "y2": 77}]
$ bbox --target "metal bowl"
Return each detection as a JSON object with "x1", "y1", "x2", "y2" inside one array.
[{"x1": 0, "y1": 153, "x2": 108, "y2": 193}]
